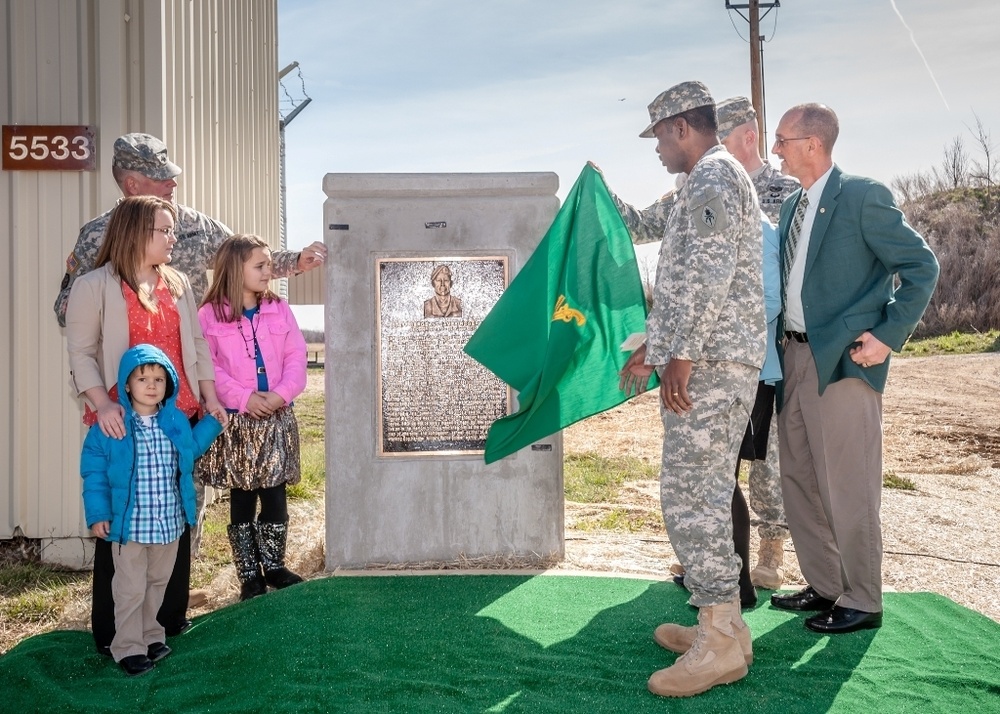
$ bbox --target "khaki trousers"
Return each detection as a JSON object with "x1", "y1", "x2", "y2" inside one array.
[
  {"x1": 110, "y1": 538, "x2": 180, "y2": 661},
  {"x1": 778, "y1": 340, "x2": 884, "y2": 612}
]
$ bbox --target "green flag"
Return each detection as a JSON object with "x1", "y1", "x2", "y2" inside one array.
[{"x1": 464, "y1": 164, "x2": 657, "y2": 464}]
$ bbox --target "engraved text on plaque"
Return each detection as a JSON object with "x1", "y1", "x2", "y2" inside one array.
[{"x1": 377, "y1": 257, "x2": 509, "y2": 455}]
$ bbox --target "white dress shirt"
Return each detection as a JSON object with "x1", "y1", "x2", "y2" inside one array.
[{"x1": 784, "y1": 165, "x2": 834, "y2": 333}]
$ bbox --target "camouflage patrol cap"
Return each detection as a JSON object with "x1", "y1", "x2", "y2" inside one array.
[
  {"x1": 717, "y1": 96, "x2": 757, "y2": 140},
  {"x1": 112, "y1": 133, "x2": 182, "y2": 180},
  {"x1": 639, "y1": 81, "x2": 715, "y2": 138}
]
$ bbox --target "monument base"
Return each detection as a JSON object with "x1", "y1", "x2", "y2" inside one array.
[{"x1": 323, "y1": 172, "x2": 563, "y2": 568}]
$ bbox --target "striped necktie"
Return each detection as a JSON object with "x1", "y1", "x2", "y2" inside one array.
[{"x1": 782, "y1": 193, "x2": 810, "y2": 305}]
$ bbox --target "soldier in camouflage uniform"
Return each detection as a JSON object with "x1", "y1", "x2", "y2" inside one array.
[
  {"x1": 54, "y1": 133, "x2": 326, "y2": 327},
  {"x1": 716, "y1": 97, "x2": 799, "y2": 224},
  {"x1": 54, "y1": 133, "x2": 326, "y2": 656},
  {"x1": 616, "y1": 96, "x2": 796, "y2": 600},
  {"x1": 616, "y1": 81, "x2": 765, "y2": 698}
]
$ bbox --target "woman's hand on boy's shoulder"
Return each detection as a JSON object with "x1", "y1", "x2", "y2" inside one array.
[{"x1": 96, "y1": 402, "x2": 126, "y2": 440}]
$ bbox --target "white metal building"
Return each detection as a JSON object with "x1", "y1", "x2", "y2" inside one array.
[{"x1": 1, "y1": 0, "x2": 283, "y2": 566}]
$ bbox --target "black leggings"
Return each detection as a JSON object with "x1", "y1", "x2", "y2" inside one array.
[
  {"x1": 230, "y1": 484, "x2": 289, "y2": 525},
  {"x1": 732, "y1": 460, "x2": 755, "y2": 602}
]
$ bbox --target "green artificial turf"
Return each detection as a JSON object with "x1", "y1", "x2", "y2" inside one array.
[{"x1": 2, "y1": 574, "x2": 998, "y2": 713}]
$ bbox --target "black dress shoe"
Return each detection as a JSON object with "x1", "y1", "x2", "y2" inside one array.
[
  {"x1": 118, "y1": 654, "x2": 155, "y2": 677},
  {"x1": 96, "y1": 644, "x2": 112, "y2": 658},
  {"x1": 164, "y1": 619, "x2": 192, "y2": 637},
  {"x1": 673, "y1": 574, "x2": 758, "y2": 610},
  {"x1": 147, "y1": 642, "x2": 171, "y2": 662},
  {"x1": 770, "y1": 586, "x2": 837, "y2": 612},
  {"x1": 805, "y1": 606, "x2": 882, "y2": 634}
]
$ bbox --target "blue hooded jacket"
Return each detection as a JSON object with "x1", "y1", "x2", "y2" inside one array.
[{"x1": 80, "y1": 344, "x2": 222, "y2": 544}]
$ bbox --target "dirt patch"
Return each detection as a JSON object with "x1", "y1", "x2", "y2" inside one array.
[{"x1": 559, "y1": 353, "x2": 1000, "y2": 623}]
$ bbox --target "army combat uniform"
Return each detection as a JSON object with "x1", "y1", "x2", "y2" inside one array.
[
  {"x1": 54, "y1": 204, "x2": 304, "y2": 327},
  {"x1": 646, "y1": 145, "x2": 766, "y2": 607},
  {"x1": 752, "y1": 162, "x2": 799, "y2": 226},
  {"x1": 615, "y1": 161, "x2": 795, "y2": 243},
  {"x1": 614, "y1": 190, "x2": 678, "y2": 246}
]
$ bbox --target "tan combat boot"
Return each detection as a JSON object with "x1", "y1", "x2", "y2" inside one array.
[
  {"x1": 750, "y1": 538, "x2": 785, "y2": 590},
  {"x1": 653, "y1": 599, "x2": 753, "y2": 665},
  {"x1": 647, "y1": 601, "x2": 750, "y2": 698}
]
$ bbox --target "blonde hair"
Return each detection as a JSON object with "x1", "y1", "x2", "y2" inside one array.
[
  {"x1": 95, "y1": 195, "x2": 184, "y2": 313},
  {"x1": 201, "y1": 234, "x2": 278, "y2": 322}
]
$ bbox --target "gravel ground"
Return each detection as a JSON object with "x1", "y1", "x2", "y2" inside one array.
[{"x1": 559, "y1": 353, "x2": 1000, "y2": 623}]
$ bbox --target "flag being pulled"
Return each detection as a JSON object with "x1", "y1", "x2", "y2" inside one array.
[{"x1": 464, "y1": 164, "x2": 655, "y2": 464}]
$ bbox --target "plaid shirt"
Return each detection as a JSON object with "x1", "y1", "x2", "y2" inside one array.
[{"x1": 127, "y1": 412, "x2": 185, "y2": 544}]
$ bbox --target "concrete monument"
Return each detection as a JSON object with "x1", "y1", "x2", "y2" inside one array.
[{"x1": 324, "y1": 172, "x2": 563, "y2": 567}]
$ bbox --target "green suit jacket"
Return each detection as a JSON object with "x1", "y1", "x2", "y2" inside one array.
[{"x1": 778, "y1": 165, "x2": 939, "y2": 396}]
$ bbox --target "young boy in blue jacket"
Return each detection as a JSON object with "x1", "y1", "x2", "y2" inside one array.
[{"x1": 81, "y1": 344, "x2": 222, "y2": 677}]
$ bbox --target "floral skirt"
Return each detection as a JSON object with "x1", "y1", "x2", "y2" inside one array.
[{"x1": 197, "y1": 406, "x2": 301, "y2": 490}]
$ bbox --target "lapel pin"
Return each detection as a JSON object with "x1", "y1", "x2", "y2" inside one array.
[{"x1": 819, "y1": 207, "x2": 826, "y2": 213}]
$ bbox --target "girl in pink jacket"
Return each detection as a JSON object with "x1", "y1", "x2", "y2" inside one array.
[{"x1": 196, "y1": 234, "x2": 308, "y2": 600}]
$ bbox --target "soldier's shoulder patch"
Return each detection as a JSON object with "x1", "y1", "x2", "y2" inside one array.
[
  {"x1": 690, "y1": 191, "x2": 729, "y2": 237},
  {"x1": 66, "y1": 253, "x2": 79, "y2": 273}
]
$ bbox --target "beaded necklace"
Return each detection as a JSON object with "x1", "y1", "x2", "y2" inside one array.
[{"x1": 236, "y1": 309, "x2": 260, "y2": 360}]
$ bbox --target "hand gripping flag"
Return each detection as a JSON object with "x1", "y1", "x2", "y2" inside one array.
[{"x1": 464, "y1": 164, "x2": 656, "y2": 464}]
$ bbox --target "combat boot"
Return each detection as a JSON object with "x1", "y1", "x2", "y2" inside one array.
[
  {"x1": 256, "y1": 520, "x2": 304, "y2": 589},
  {"x1": 750, "y1": 537, "x2": 785, "y2": 590},
  {"x1": 227, "y1": 522, "x2": 267, "y2": 601},
  {"x1": 653, "y1": 598, "x2": 753, "y2": 665},
  {"x1": 647, "y1": 601, "x2": 750, "y2": 698}
]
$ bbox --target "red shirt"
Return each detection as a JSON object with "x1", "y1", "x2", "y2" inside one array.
[{"x1": 83, "y1": 278, "x2": 199, "y2": 424}]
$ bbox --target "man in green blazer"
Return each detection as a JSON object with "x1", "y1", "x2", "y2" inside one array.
[{"x1": 769, "y1": 103, "x2": 939, "y2": 634}]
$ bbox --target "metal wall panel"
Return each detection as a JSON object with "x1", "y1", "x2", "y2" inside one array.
[
  {"x1": 0, "y1": 0, "x2": 281, "y2": 565},
  {"x1": 286, "y1": 262, "x2": 325, "y2": 306}
]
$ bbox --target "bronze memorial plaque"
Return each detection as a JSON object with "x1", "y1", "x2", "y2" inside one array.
[{"x1": 376, "y1": 257, "x2": 510, "y2": 455}]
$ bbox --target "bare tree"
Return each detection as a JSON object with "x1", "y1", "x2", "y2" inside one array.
[
  {"x1": 940, "y1": 136, "x2": 970, "y2": 190},
  {"x1": 966, "y1": 112, "x2": 996, "y2": 198}
]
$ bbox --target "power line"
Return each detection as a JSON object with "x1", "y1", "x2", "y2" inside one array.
[{"x1": 724, "y1": 1, "x2": 782, "y2": 156}]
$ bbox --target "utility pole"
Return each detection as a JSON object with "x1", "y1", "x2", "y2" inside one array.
[{"x1": 725, "y1": 1, "x2": 779, "y2": 156}]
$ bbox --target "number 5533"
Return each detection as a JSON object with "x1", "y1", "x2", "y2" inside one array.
[{"x1": 2, "y1": 125, "x2": 97, "y2": 171}]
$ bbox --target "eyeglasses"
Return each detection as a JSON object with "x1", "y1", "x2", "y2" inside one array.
[
  {"x1": 150, "y1": 227, "x2": 175, "y2": 237},
  {"x1": 774, "y1": 136, "x2": 812, "y2": 148}
]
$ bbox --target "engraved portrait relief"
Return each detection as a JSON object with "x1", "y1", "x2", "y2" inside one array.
[
  {"x1": 376, "y1": 257, "x2": 508, "y2": 455},
  {"x1": 423, "y1": 264, "x2": 463, "y2": 318}
]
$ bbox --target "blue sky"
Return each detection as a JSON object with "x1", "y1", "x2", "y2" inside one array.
[{"x1": 278, "y1": 0, "x2": 1000, "y2": 325}]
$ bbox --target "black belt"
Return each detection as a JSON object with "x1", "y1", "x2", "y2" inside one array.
[{"x1": 785, "y1": 330, "x2": 809, "y2": 343}]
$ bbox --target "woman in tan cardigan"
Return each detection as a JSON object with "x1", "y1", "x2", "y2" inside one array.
[{"x1": 66, "y1": 195, "x2": 226, "y2": 659}]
